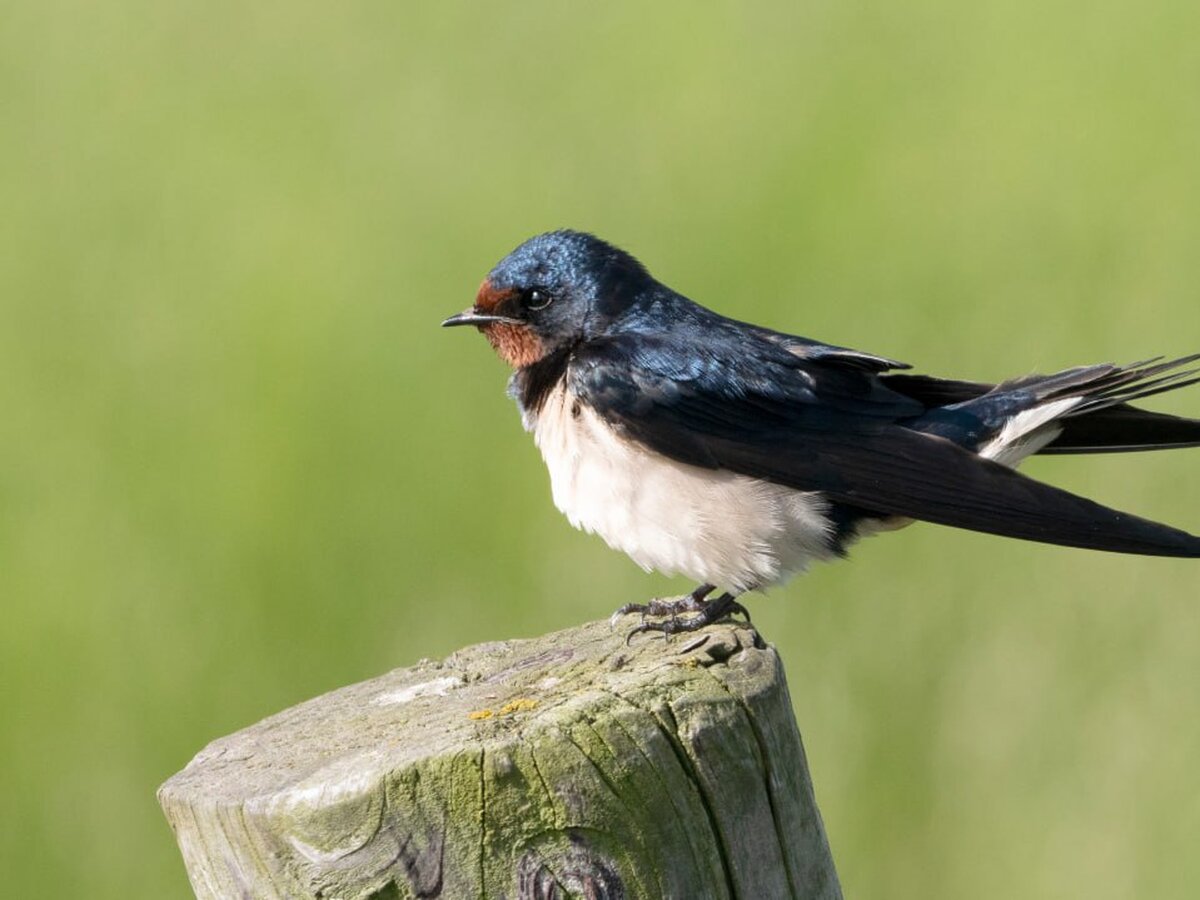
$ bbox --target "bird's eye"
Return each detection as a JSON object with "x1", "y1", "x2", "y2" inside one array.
[{"x1": 525, "y1": 288, "x2": 553, "y2": 311}]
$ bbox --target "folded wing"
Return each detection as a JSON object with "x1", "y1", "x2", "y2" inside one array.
[{"x1": 570, "y1": 335, "x2": 1200, "y2": 558}]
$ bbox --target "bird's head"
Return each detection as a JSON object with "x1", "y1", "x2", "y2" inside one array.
[{"x1": 443, "y1": 230, "x2": 652, "y2": 368}]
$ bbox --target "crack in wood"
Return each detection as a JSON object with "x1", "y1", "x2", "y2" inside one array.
[
  {"x1": 656, "y1": 699, "x2": 741, "y2": 900},
  {"x1": 699, "y1": 662, "x2": 802, "y2": 898},
  {"x1": 594, "y1": 683, "x2": 739, "y2": 899},
  {"x1": 598, "y1": 699, "x2": 713, "y2": 886},
  {"x1": 305, "y1": 823, "x2": 444, "y2": 899},
  {"x1": 484, "y1": 647, "x2": 576, "y2": 685}
]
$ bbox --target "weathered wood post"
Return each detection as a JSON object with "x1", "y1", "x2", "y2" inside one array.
[{"x1": 159, "y1": 618, "x2": 841, "y2": 899}]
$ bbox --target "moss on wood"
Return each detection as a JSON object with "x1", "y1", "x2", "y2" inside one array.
[{"x1": 159, "y1": 619, "x2": 841, "y2": 899}]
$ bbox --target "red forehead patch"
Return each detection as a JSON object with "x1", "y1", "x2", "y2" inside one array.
[
  {"x1": 471, "y1": 278, "x2": 544, "y2": 367},
  {"x1": 475, "y1": 278, "x2": 516, "y2": 313}
]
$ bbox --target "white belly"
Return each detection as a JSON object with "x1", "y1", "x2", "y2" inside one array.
[{"x1": 527, "y1": 385, "x2": 837, "y2": 591}]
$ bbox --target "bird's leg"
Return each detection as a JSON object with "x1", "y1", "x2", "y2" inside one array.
[
  {"x1": 619, "y1": 589, "x2": 752, "y2": 642},
  {"x1": 625, "y1": 591, "x2": 749, "y2": 640},
  {"x1": 609, "y1": 583, "x2": 716, "y2": 627}
]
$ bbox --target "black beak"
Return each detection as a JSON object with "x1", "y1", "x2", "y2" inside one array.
[{"x1": 441, "y1": 308, "x2": 521, "y2": 328}]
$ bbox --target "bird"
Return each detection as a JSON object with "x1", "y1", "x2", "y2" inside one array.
[{"x1": 443, "y1": 230, "x2": 1200, "y2": 637}]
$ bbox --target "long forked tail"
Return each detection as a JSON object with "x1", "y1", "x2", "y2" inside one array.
[
  {"x1": 885, "y1": 355, "x2": 1200, "y2": 455},
  {"x1": 1043, "y1": 403, "x2": 1200, "y2": 454},
  {"x1": 1034, "y1": 354, "x2": 1200, "y2": 454},
  {"x1": 882, "y1": 355, "x2": 1200, "y2": 557}
]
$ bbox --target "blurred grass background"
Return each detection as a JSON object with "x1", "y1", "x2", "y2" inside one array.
[{"x1": 2, "y1": 0, "x2": 1199, "y2": 896}]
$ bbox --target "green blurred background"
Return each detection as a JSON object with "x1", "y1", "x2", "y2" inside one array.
[{"x1": 3, "y1": 1, "x2": 1199, "y2": 897}]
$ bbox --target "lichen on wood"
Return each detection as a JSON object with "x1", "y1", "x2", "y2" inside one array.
[{"x1": 159, "y1": 618, "x2": 841, "y2": 899}]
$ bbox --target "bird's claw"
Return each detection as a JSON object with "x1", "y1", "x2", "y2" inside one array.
[
  {"x1": 609, "y1": 602, "x2": 647, "y2": 629},
  {"x1": 613, "y1": 591, "x2": 750, "y2": 644},
  {"x1": 608, "y1": 595, "x2": 695, "y2": 629}
]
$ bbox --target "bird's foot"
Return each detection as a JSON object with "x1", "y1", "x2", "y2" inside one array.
[
  {"x1": 611, "y1": 586, "x2": 750, "y2": 643},
  {"x1": 609, "y1": 583, "x2": 715, "y2": 627}
]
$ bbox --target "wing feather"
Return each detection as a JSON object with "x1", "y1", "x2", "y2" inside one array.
[{"x1": 571, "y1": 337, "x2": 1200, "y2": 557}]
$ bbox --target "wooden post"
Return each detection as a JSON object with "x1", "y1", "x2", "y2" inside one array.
[{"x1": 159, "y1": 618, "x2": 841, "y2": 899}]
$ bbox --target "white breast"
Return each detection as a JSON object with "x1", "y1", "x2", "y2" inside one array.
[{"x1": 526, "y1": 385, "x2": 837, "y2": 592}]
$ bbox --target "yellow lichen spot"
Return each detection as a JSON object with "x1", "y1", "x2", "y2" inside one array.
[
  {"x1": 468, "y1": 708, "x2": 494, "y2": 720},
  {"x1": 499, "y1": 698, "x2": 538, "y2": 715}
]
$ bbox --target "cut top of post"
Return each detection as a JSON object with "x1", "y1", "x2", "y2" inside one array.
[{"x1": 159, "y1": 619, "x2": 841, "y2": 899}]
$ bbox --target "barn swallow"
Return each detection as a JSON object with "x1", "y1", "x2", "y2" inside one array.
[{"x1": 444, "y1": 230, "x2": 1200, "y2": 636}]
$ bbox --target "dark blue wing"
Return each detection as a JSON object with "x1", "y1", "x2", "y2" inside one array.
[{"x1": 568, "y1": 334, "x2": 1200, "y2": 557}]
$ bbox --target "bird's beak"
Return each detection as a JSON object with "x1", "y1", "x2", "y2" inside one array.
[{"x1": 441, "y1": 308, "x2": 521, "y2": 328}]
